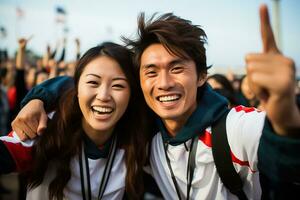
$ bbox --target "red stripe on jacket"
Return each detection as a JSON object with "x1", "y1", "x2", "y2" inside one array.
[
  {"x1": 234, "y1": 105, "x2": 260, "y2": 113},
  {"x1": 199, "y1": 130, "x2": 255, "y2": 172},
  {"x1": 2, "y1": 132, "x2": 33, "y2": 172}
]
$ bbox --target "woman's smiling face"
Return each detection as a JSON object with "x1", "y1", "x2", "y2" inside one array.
[{"x1": 77, "y1": 55, "x2": 130, "y2": 137}]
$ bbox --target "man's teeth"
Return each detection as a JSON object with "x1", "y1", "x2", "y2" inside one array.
[
  {"x1": 159, "y1": 95, "x2": 180, "y2": 102},
  {"x1": 92, "y1": 106, "x2": 113, "y2": 114}
]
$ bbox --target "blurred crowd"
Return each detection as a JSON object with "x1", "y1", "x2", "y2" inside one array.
[{"x1": 0, "y1": 37, "x2": 80, "y2": 137}]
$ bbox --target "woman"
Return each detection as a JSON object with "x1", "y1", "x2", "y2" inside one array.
[{"x1": 0, "y1": 42, "x2": 149, "y2": 199}]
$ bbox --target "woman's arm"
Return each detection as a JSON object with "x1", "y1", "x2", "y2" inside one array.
[{"x1": 0, "y1": 131, "x2": 34, "y2": 174}]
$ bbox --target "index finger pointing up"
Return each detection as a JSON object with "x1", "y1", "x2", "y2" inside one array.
[{"x1": 260, "y1": 4, "x2": 279, "y2": 53}]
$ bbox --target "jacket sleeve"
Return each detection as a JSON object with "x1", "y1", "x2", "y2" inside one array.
[
  {"x1": 258, "y1": 99, "x2": 300, "y2": 198},
  {"x1": 0, "y1": 131, "x2": 34, "y2": 174},
  {"x1": 21, "y1": 76, "x2": 74, "y2": 112},
  {"x1": 0, "y1": 140, "x2": 16, "y2": 174}
]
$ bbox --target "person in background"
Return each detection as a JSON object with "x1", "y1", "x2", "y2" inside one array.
[
  {"x1": 207, "y1": 73, "x2": 239, "y2": 107},
  {"x1": 238, "y1": 75, "x2": 260, "y2": 107}
]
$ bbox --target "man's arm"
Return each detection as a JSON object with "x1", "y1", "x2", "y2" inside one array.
[
  {"x1": 12, "y1": 76, "x2": 74, "y2": 140},
  {"x1": 258, "y1": 115, "x2": 300, "y2": 198},
  {"x1": 245, "y1": 5, "x2": 300, "y2": 136},
  {"x1": 21, "y1": 75, "x2": 73, "y2": 111},
  {"x1": 246, "y1": 4, "x2": 300, "y2": 198}
]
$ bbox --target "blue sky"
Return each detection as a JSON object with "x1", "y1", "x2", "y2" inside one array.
[{"x1": 0, "y1": 0, "x2": 299, "y2": 74}]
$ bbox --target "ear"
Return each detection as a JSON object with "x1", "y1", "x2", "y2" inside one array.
[{"x1": 197, "y1": 73, "x2": 207, "y2": 87}]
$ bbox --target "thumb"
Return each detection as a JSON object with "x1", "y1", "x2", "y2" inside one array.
[
  {"x1": 37, "y1": 112, "x2": 48, "y2": 135},
  {"x1": 260, "y1": 4, "x2": 279, "y2": 53}
]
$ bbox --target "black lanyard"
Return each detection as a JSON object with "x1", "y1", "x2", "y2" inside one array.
[
  {"x1": 163, "y1": 135, "x2": 198, "y2": 200},
  {"x1": 79, "y1": 135, "x2": 117, "y2": 200}
]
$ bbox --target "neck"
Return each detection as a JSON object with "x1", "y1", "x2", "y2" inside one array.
[
  {"x1": 88, "y1": 131, "x2": 113, "y2": 147},
  {"x1": 163, "y1": 118, "x2": 187, "y2": 137},
  {"x1": 163, "y1": 103, "x2": 198, "y2": 137},
  {"x1": 82, "y1": 120, "x2": 114, "y2": 147}
]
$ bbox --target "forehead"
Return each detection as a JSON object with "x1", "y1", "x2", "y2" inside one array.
[
  {"x1": 140, "y1": 44, "x2": 181, "y2": 68},
  {"x1": 82, "y1": 56, "x2": 125, "y2": 77},
  {"x1": 140, "y1": 44, "x2": 199, "y2": 73}
]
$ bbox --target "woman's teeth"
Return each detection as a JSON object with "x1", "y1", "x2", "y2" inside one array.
[{"x1": 92, "y1": 106, "x2": 113, "y2": 114}]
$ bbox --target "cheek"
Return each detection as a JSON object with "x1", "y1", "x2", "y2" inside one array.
[
  {"x1": 77, "y1": 92, "x2": 86, "y2": 114},
  {"x1": 140, "y1": 73, "x2": 153, "y2": 92},
  {"x1": 184, "y1": 78, "x2": 199, "y2": 99},
  {"x1": 77, "y1": 87, "x2": 89, "y2": 111},
  {"x1": 141, "y1": 79, "x2": 154, "y2": 96},
  {"x1": 116, "y1": 90, "x2": 131, "y2": 112}
]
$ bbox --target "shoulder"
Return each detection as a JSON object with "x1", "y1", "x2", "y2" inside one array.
[
  {"x1": 226, "y1": 106, "x2": 266, "y2": 169},
  {"x1": 226, "y1": 105, "x2": 266, "y2": 137}
]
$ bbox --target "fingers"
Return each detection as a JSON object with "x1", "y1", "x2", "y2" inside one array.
[
  {"x1": 37, "y1": 112, "x2": 48, "y2": 135},
  {"x1": 246, "y1": 53, "x2": 296, "y2": 101},
  {"x1": 11, "y1": 117, "x2": 38, "y2": 141},
  {"x1": 18, "y1": 35, "x2": 33, "y2": 45},
  {"x1": 23, "y1": 119, "x2": 38, "y2": 139},
  {"x1": 246, "y1": 53, "x2": 295, "y2": 74},
  {"x1": 12, "y1": 124, "x2": 28, "y2": 141},
  {"x1": 11, "y1": 99, "x2": 46, "y2": 141},
  {"x1": 245, "y1": 68, "x2": 270, "y2": 103},
  {"x1": 260, "y1": 4, "x2": 279, "y2": 53}
]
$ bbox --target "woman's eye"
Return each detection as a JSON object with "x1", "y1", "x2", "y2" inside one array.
[
  {"x1": 112, "y1": 84, "x2": 125, "y2": 89},
  {"x1": 87, "y1": 81, "x2": 98, "y2": 85}
]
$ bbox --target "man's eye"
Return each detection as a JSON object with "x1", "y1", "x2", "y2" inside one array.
[
  {"x1": 171, "y1": 67, "x2": 184, "y2": 73},
  {"x1": 145, "y1": 71, "x2": 157, "y2": 77}
]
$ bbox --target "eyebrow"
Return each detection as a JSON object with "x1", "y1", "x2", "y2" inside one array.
[
  {"x1": 141, "y1": 58, "x2": 186, "y2": 70},
  {"x1": 168, "y1": 59, "x2": 186, "y2": 67},
  {"x1": 85, "y1": 74, "x2": 128, "y2": 81}
]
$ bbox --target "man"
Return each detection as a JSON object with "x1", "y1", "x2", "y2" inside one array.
[{"x1": 10, "y1": 4, "x2": 300, "y2": 199}]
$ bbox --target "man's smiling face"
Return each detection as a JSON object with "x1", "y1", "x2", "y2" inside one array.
[{"x1": 140, "y1": 43, "x2": 206, "y2": 132}]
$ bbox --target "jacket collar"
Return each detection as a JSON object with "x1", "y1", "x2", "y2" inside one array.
[
  {"x1": 82, "y1": 132, "x2": 113, "y2": 159},
  {"x1": 157, "y1": 84, "x2": 229, "y2": 145}
]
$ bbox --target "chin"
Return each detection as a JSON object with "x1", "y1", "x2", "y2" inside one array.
[
  {"x1": 157, "y1": 112, "x2": 181, "y2": 121},
  {"x1": 91, "y1": 124, "x2": 112, "y2": 132}
]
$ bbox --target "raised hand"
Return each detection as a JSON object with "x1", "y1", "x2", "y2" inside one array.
[
  {"x1": 18, "y1": 35, "x2": 33, "y2": 50},
  {"x1": 245, "y1": 4, "x2": 300, "y2": 135},
  {"x1": 16, "y1": 35, "x2": 33, "y2": 69}
]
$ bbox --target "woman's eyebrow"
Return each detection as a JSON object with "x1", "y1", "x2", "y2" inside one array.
[
  {"x1": 85, "y1": 73, "x2": 101, "y2": 79},
  {"x1": 85, "y1": 74, "x2": 127, "y2": 81},
  {"x1": 112, "y1": 77, "x2": 128, "y2": 81}
]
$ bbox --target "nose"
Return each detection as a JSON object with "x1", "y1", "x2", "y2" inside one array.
[
  {"x1": 157, "y1": 71, "x2": 175, "y2": 90},
  {"x1": 96, "y1": 85, "x2": 111, "y2": 101}
]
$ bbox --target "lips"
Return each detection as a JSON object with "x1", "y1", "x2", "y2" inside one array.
[
  {"x1": 91, "y1": 106, "x2": 114, "y2": 114},
  {"x1": 156, "y1": 94, "x2": 181, "y2": 102}
]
